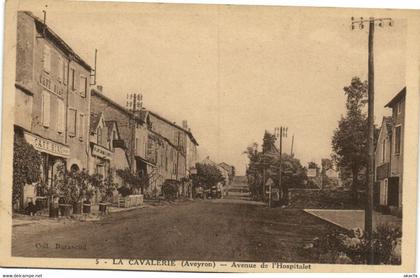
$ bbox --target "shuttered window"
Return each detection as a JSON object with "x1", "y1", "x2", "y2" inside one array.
[
  {"x1": 41, "y1": 91, "x2": 50, "y2": 127},
  {"x1": 394, "y1": 126, "x2": 401, "y2": 154},
  {"x1": 57, "y1": 56, "x2": 63, "y2": 82},
  {"x1": 63, "y1": 61, "x2": 68, "y2": 85},
  {"x1": 70, "y1": 68, "x2": 76, "y2": 90},
  {"x1": 80, "y1": 76, "x2": 87, "y2": 97},
  {"x1": 57, "y1": 99, "x2": 65, "y2": 133},
  {"x1": 79, "y1": 113, "x2": 85, "y2": 140},
  {"x1": 43, "y1": 45, "x2": 51, "y2": 73},
  {"x1": 68, "y1": 108, "x2": 77, "y2": 137}
]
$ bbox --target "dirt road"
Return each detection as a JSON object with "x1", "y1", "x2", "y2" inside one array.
[{"x1": 12, "y1": 199, "x2": 338, "y2": 262}]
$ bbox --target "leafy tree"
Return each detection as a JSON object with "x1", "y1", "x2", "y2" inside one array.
[
  {"x1": 262, "y1": 131, "x2": 276, "y2": 153},
  {"x1": 243, "y1": 142, "x2": 259, "y2": 163},
  {"x1": 13, "y1": 134, "x2": 42, "y2": 209},
  {"x1": 244, "y1": 131, "x2": 308, "y2": 200},
  {"x1": 332, "y1": 77, "x2": 368, "y2": 200},
  {"x1": 194, "y1": 163, "x2": 224, "y2": 189}
]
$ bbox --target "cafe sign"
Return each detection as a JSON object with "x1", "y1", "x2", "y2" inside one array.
[
  {"x1": 92, "y1": 144, "x2": 112, "y2": 160},
  {"x1": 24, "y1": 131, "x2": 70, "y2": 157}
]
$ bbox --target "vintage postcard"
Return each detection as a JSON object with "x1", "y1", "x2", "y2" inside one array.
[{"x1": 0, "y1": 0, "x2": 419, "y2": 273}]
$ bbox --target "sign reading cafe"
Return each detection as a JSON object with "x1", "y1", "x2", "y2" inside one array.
[{"x1": 24, "y1": 131, "x2": 70, "y2": 157}]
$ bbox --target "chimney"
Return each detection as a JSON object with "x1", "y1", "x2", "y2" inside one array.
[
  {"x1": 182, "y1": 120, "x2": 188, "y2": 129},
  {"x1": 97, "y1": 85, "x2": 103, "y2": 92}
]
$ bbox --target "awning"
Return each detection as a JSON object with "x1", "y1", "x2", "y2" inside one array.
[{"x1": 135, "y1": 156, "x2": 156, "y2": 167}]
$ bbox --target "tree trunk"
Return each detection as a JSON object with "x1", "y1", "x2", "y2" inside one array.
[{"x1": 351, "y1": 168, "x2": 359, "y2": 202}]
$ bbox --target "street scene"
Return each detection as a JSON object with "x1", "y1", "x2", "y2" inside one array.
[{"x1": 11, "y1": 3, "x2": 408, "y2": 266}]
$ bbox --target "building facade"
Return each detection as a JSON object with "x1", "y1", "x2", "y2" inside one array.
[
  {"x1": 15, "y1": 11, "x2": 92, "y2": 206},
  {"x1": 374, "y1": 87, "x2": 405, "y2": 217}
]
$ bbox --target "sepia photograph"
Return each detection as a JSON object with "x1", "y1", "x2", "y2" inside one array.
[{"x1": 1, "y1": 0, "x2": 419, "y2": 273}]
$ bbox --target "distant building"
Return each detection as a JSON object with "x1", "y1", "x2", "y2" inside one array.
[
  {"x1": 375, "y1": 87, "x2": 405, "y2": 217},
  {"x1": 218, "y1": 162, "x2": 235, "y2": 184}
]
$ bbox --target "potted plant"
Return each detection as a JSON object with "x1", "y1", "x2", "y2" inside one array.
[
  {"x1": 98, "y1": 174, "x2": 116, "y2": 214},
  {"x1": 58, "y1": 195, "x2": 73, "y2": 217}
]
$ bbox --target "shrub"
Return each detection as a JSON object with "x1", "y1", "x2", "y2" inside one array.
[
  {"x1": 162, "y1": 181, "x2": 178, "y2": 200},
  {"x1": 304, "y1": 224, "x2": 401, "y2": 264},
  {"x1": 13, "y1": 134, "x2": 42, "y2": 208},
  {"x1": 118, "y1": 186, "x2": 132, "y2": 197}
]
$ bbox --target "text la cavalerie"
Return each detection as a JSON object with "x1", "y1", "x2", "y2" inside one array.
[{"x1": 112, "y1": 259, "x2": 176, "y2": 266}]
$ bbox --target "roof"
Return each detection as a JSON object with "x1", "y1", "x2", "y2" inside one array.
[
  {"x1": 89, "y1": 112, "x2": 103, "y2": 134},
  {"x1": 385, "y1": 87, "x2": 406, "y2": 108},
  {"x1": 23, "y1": 11, "x2": 92, "y2": 71},
  {"x1": 148, "y1": 110, "x2": 199, "y2": 146},
  {"x1": 218, "y1": 162, "x2": 233, "y2": 172},
  {"x1": 91, "y1": 89, "x2": 198, "y2": 146},
  {"x1": 91, "y1": 88, "x2": 135, "y2": 118}
]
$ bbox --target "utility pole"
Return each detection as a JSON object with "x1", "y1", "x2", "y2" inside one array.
[
  {"x1": 290, "y1": 134, "x2": 294, "y2": 157},
  {"x1": 275, "y1": 127, "x2": 287, "y2": 206},
  {"x1": 351, "y1": 16, "x2": 393, "y2": 265}
]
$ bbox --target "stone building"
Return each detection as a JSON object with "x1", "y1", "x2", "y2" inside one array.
[
  {"x1": 14, "y1": 11, "x2": 92, "y2": 206},
  {"x1": 90, "y1": 87, "x2": 137, "y2": 172}
]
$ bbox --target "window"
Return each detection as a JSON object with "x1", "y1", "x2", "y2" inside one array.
[
  {"x1": 63, "y1": 61, "x2": 68, "y2": 85},
  {"x1": 97, "y1": 127, "x2": 103, "y2": 146},
  {"x1": 394, "y1": 126, "x2": 402, "y2": 155},
  {"x1": 41, "y1": 91, "x2": 50, "y2": 127},
  {"x1": 70, "y1": 68, "x2": 76, "y2": 90},
  {"x1": 68, "y1": 108, "x2": 77, "y2": 137},
  {"x1": 79, "y1": 113, "x2": 85, "y2": 140},
  {"x1": 43, "y1": 45, "x2": 51, "y2": 73},
  {"x1": 57, "y1": 56, "x2": 63, "y2": 82},
  {"x1": 397, "y1": 102, "x2": 402, "y2": 114},
  {"x1": 382, "y1": 139, "x2": 386, "y2": 162},
  {"x1": 80, "y1": 75, "x2": 87, "y2": 97},
  {"x1": 57, "y1": 99, "x2": 65, "y2": 133}
]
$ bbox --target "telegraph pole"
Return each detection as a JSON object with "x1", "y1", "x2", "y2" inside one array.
[
  {"x1": 351, "y1": 16, "x2": 393, "y2": 265},
  {"x1": 275, "y1": 127, "x2": 287, "y2": 206},
  {"x1": 290, "y1": 134, "x2": 294, "y2": 157}
]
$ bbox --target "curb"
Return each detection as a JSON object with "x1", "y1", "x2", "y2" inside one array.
[{"x1": 302, "y1": 209, "x2": 351, "y2": 234}]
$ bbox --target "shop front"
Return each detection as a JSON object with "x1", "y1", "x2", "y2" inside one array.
[
  {"x1": 22, "y1": 131, "x2": 70, "y2": 207},
  {"x1": 90, "y1": 143, "x2": 113, "y2": 179}
]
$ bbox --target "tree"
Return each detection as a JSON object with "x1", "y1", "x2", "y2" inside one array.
[
  {"x1": 262, "y1": 131, "x2": 276, "y2": 154},
  {"x1": 244, "y1": 131, "x2": 308, "y2": 201},
  {"x1": 13, "y1": 134, "x2": 42, "y2": 210},
  {"x1": 194, "y1": 163, "x2": 224, "y2": 189},
  {"x1": 332, "y1": 77, "x2": 368, "y2": 200},
  {"x1": 243, "y1": 142, "x2": 259, "y2": 163}
]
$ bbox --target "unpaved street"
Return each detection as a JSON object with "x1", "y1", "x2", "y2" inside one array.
[{"x1": 13, "y1": 199, "x2": 337, "y2": 262}]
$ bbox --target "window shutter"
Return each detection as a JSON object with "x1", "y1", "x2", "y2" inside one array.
[
  {"x1": 42, "y1": 91, "x2": 50, "y2": 127},
  {"x1": 79, "y1": 113, "x2": 85, "y2": 140},
  {"x1": 57, "y1": 100, "x2": 64, "y2": 133},
  {"x1": 80, "y1": 76, "x2": 87, "y2": 97},
  {"x1": 43, "y1": 45, "x2": 51, "y2": 73},
  {"x1": 68, "y1": 108, "x2": 77, "y2": 136},
  {"x1": 57, "y1": 56, "x2": 63, "y2": 82},
  {"x1": 63, "y1": 61, "x2": 68, "y2": 85}
]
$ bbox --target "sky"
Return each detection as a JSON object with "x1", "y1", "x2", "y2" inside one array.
[{"x1": 29, "y1": 3, "x2": 406, "y2": 175}]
